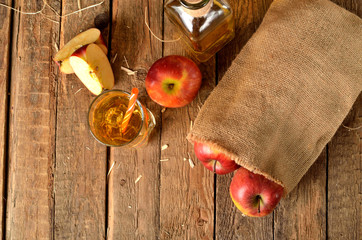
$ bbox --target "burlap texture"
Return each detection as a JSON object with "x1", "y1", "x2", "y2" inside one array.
[{"x1": 187, "y1": 0, "x2": 362, "y2": 193}]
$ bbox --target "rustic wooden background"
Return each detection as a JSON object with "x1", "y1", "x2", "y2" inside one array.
[{"x1": 0, "y1": 0, "x2": 360, "y2": 239}]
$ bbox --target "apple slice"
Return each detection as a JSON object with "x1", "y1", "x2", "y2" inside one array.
[
  {"x1": 57, "y1": 42, "x2": 108, "y2": 74},
  {"x1": 69, "y1": 43, "x2": 114, "y2": 95},
  {"x1": 54, "y1": 28, "x2": 108, "y2": 74},
  {"x1": 54, "y1": 28, "x2": 104, "y2": 61},
  {"x1": 58, "y1": 58, "x2": 74, "y2": 74},
  {"x1": 94, "y1": 37, "x2": 108, "y2": 55}
]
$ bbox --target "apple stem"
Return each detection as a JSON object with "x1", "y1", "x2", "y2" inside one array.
[
  {"x1": 168, "y1": 83, "x2": 174, "y2": 90},
  {"x1": 212, "y1": 160, "x2": 217, "y2": 173},
  {"x1": 257, "y1": 196, "x2": 261, "y2": 214}
]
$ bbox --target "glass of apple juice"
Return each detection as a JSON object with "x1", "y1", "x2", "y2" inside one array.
[{"x1": 88, "y1": 90, "x2": 156, "y2": 148}]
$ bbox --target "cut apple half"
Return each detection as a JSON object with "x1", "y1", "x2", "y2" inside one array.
[
  {"x1": 58, "y1": 43, "x2": 108, "y2": 74},
  {"x1": 69, "y1": 43, "x2": 114, "y2": 95}
]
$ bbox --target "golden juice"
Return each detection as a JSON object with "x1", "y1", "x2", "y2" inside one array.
[
  {"x1": 165, "y1": 0, "x2": 235, "y2": 62},
  {"x1": 88, "y1": 90, "x2": 155, "y2": 147}
]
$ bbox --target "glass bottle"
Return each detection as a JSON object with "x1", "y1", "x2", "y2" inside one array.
[{"x1": 165, "y1": 0, "x2": 235, "y2": 62}]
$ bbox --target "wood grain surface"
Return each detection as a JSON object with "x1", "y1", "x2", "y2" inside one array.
[
  {"x1": 6, "y1": 0, "x2": 59, "y2": 239},
  {"x1": 160, "y1": 7, "x2": 216, "y2": 240},
  {"x1": 0, "y1": 0, "x2": 11, "y2": 237},
  {"x1": 328, "y1": 95, "x2": 361, "y2": 240},
  {"x1": 274, "y1": 151, "x2": 327, "y2": 240},
  {"x1": 0, "y1": 0, "x2": 360, "y2": 239},
  {"x1": 54, "y1": 0, "x2": 109, "y2": 239},
  {"x1": 108, "y1": 0, "x2": 162, "y2": 239}
]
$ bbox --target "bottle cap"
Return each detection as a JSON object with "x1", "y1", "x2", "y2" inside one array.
[{"x1": 182, "y1": 0, "x2": 212, "y2": 17}]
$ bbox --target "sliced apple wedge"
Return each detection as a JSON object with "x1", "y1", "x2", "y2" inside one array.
[
  {"x1": 58, "y1": 42, "x2": 108, "y2": 74},
  {"x1": 69, "y1": 43, "x2": 114, "y2": 95},
  {"x1": 54, "y1": 28, "x2": 108, "y2": 74},
  {"x1": 54, "y1": 28, "x2": 104, "y2": 61},
  {"x1": 59, "y1": 58, "x2": 74, "y2": 74},
  {"x1": 94, "y1": 37, "x2": 108, "y2": 55}
]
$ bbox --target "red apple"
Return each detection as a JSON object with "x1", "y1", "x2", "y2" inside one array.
[
  {"x1": 145, "y1": 55, "x2": 202, "y2": 108},
  {"x1": 69, "y1": 43, "x2": 114, "y2": 95},
  {"x1": 194, "y1": 142, "x2": 240, "y2": 174},
  {"x1": 230, "y1": 167, "x2": 284, "y2": 217}
]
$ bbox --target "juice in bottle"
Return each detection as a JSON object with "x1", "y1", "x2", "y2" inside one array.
[{"x1": 165, "y1": 0, "x2": 235, "y2": 62}]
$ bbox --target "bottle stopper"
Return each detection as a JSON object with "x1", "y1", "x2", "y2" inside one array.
[{"x1": 181, "y1": 0, "x2": 213, "y2": 17}]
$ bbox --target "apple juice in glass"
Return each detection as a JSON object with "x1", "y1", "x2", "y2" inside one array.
[{"x1": 88, "y1": 90, "x2": 155, "y2": 147}]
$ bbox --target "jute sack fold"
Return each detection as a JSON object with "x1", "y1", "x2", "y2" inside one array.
[{"x1": 187, "y1": 0, "x2": 362, "y2": 193}]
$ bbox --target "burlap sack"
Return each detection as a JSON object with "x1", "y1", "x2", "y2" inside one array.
[{"x1": 187, "y1": 0, "x2": 362, "y2": 193}]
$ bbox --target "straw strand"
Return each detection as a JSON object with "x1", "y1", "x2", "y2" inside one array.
[{"x1": 0, "y1": 0, "x2": 104, "y2": 20}]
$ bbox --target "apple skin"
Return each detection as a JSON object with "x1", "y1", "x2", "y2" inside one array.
[
  {"x1": 145, "y1": 55, "x2": 202, "y2": 108},
  {"x1": 230, "y1": 167, "x2": 284, "y2": 217},
  {"x1": 71, "y1": 45, "x2": 87, "y2": 59},
  {"x1": 194, "y1": 142, "x2": 240, "y2": 175}
]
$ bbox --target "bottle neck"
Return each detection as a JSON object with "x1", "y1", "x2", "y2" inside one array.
[
  {"x1": 180, "y1": 0, "x2": 211, "y2": 10},
  {"x1": 180, "y1": 0, "x2": 212, "y2": 17}
]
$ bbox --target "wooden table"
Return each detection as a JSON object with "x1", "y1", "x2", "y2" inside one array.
[{"x1": 0, "y1": 0, "x2": 360, "y2": 239}]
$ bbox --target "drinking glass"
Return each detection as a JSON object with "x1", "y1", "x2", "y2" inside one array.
[{"x1": 88, "y1": 90, "x2": 156, "y2": 148}]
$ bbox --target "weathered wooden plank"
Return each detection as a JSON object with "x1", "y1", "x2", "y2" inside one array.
[
  {"x1": 215, "y1": 0, "x2": 274, "y2": 239},
  {"x1": 107, "y1": 0, "x2": 163, "y2": 239},
  {"x1": 274, "y1": 151, "x2": 326, "y2": 239},
  {"x1": 328, "y1": 94, "x2": 361, "y2": 239},
  {"x1": 159, "y1": 6, "x2": 216, "y2": 240},
  {"x1": 158, "y1": 74, "x2": 215, "y2": 240},
  {"x1": 6, "y1": 0, "x2": 59, "y2": 239},
  {"x1": 0, "y1": 0, "x2": 12, "y2": 238},
  {"x1": 54, "y1": 1, "x2": 109, "y2": 239}
]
